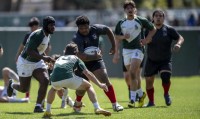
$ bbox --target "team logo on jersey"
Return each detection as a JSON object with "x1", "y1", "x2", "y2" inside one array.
[
  {"x1": 163, "y1": 27, "x2": 167, "y2": 36},
  {"x1": 92, "y1": 34, "x2": 97, "y2": 39}
]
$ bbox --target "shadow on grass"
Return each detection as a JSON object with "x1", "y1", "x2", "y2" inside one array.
[
  {"x1": 41, "y1": 112, "x2": 94, "y2": 119},
  {"x1": 5, "y1": 112, "x2": 33, "y2": 115}
]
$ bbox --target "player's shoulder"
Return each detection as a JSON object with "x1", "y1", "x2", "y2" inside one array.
[
  {"x1": 117, "y1": 18, "x2": 127, "y2": 24},
  {"x1": 91, "y1": 24, "x2": 107, "y2": 29},
  {"x1": 163, "y1": 24, "x2": 175, "y2": 31},
  {"x1": 30, "y1": 29, "x2": 44, "y2": 39}
]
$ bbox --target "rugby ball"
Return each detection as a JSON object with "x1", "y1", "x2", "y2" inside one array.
[{"x1": 84, "y1": 46, "x2": 100, "y2": 55}]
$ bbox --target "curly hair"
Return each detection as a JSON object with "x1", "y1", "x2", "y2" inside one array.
[{"x1": 75, "y1": 15, "x2": 90, "y2": 26}]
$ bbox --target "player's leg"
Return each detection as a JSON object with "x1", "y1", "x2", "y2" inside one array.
[
  {"x1": 59, "y1": 88, "x2": 75, "y2": 108},
  {"x1": 144, "y1": 59, "x2": 158, "y2": 107},
  {"x1": 75, "y1": 79, "x2": 111, "y2": 116},
  {"x1": 122, "y1": 57, "x2": 131, "y2": 100},
  {"x1": 160, "y1": 61, "x2": 172, "y2": 106},
  {"x1": 43, "y1": 87, "x2": 57, "y2": 117},
  {"x1": 128, "y1": 58, "x2": 141, "y2": 107},
  {"x1": 2, "y1": 67, "x2": 19, "y2": 97},
  {"x1": 8, "y1": 76, "x2": 31, "y2": 96},
  {"x1": 33, "y1": 68, "x2": 49, "y2": 113},
  {"x1": 93, "y1": 67, "x2": 123, "y2": 112},
  {"x1": 145, "y1": 76, "x2": 155, "y2": 107}
]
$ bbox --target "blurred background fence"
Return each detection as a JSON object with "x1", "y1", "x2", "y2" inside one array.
[
  {"x1": 0, "y1": 27, "x2": 200, "y2": 78},
  {"x1": 0, "y1": 0, "x2": 200, "y2": 78}
]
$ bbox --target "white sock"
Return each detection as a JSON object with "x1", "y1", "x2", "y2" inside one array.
[
  {"x1": 36, "y1": 103, "x2": 42, "y2": 107},
  {"x1": 11, "y1": 83, "x2": 14, "y2": 89},
  {"x1": 93, "y1": 102, "x2": 100, "y2": 109},
  {"x1": 46, "y1": 103, "x2": 51, "y2": 112},
  {"x1": 137, "y1": 88, "x2": 143, "y2": 97},
  {"x1": 62, "y1": 88, "x2": 68, "y2": 101},
  {"x1": 1, "y1": 87, "x2": 7, "y2": 96},
  {"x1": 8, "y1": 97, "x2": 29, "y2": 103},
  {"x1": 130, "y1": 91, "x2": 137, "y2": 102}
]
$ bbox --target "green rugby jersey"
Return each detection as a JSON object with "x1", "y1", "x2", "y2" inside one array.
[
  {"x1": 115, "y1": 15, "x2": 154, "y2": 50},
  {"x1": 50, "y1": 55, "x2": 87, "y2": 82},
  {"x1": 21, "y1": 29, "x2": 50, "y2": 62}
]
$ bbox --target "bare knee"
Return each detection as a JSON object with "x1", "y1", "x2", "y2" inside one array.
[{"x1": 2, "y1": 67, "x2": 11, "y2": 76}]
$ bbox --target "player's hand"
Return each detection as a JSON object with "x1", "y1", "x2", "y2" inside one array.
[
  {"x1": 100, "y1": 83, "x2": 108, "y2": 92},
  {"x1": 172, "y1": 44, "x2": 181, "y2": 53},
  {"x1": 43, "y1": 56, "x2": 55, "y2": 63},
  {"x1": 112, "y1": 53, "x2": 119, "y2": 64},
  {"x1": 94, "y1": 50, "x2": 102, "y2": 59},
  {"x1": 109, "y1": 47, "x2": 115, "y2": 55},
  {"x1": 124, "y1": 33, "x2": 130, "y2": 39}
]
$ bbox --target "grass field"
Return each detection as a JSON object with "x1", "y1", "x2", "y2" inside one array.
[{"x1": 0, "y1": 76, "x2": 200, "y2": 119}]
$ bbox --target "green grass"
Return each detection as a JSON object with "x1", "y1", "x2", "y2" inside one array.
[{"x1": 0, "y1": 76, "x2": 200, "y2": 119}]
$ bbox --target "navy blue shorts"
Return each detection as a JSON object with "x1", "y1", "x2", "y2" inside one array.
[
  {"x1": 75, "y1": 59, "x2": 106, "y2": 80},
  {"x1": 144, "y1": 58, "x2": 172, "y2": 77}
]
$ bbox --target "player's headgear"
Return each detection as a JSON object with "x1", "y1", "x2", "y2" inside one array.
[
  {"x1": 28, "y1": 17, "x2": 40, "y2": 27},
  {"x1": 43, "y1": 16, "x2": 55, "y2": 33}
]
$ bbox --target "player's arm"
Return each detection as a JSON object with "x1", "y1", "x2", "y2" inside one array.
[
  {"x1": 15, "y1": 44, "x2": 24, "y2": 62},
  {"x1": 77, "y1": 51, "x2": 102, "y2": 62},
  {"x1": 114, "y1": 21, "x2": 130, "y2": 41},
  {"x1": 143, "y1": 26, "x2": 156, "y2": 44},
  {"x1": 16, "y1": 33, "x2": 30, "y2": 62},
  {"x1": 0, "y1": 44, "x2": 3, "y2": 57},
  {"x1": 169, "y1": 27, "x2": 184, "y2": 52},
  {"x1": 104, "y1": 26, "x2": 116, "y2": 55},
  {"x1": 73, "y1": 38, "x2": 101, "y2": 62},
  {"x1": 140, "y1": 17, "x2": 157, "y2": 45},
  {"x1": 26, "y1": 36, "x2": 54, "y2": 63},
  {"x1": 82, "y1": 69, "x2": 108, "y2": 92},
  {"x1": 112, "y1": 37, "x2": 121, "y2": 64}
]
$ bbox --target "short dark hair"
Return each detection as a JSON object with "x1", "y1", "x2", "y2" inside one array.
[
  {"x1": 123, "y1": 1, "x2": 136, "y2": 9},
  {"x1": 75, "y1": 15, "x2": 90, "y2": 26},
  {"x1": 51, "y1": 54, "x2": 61, "y2": 60},
  {"x1": 28, "y1": 17, "x2": 40, "y2": 27},
  {"x1": 152, "y1": 9, "x2": 165, "y2": 18},
  {"x1": 64, "y1": 42, "x2": 79, "y2": 55}
]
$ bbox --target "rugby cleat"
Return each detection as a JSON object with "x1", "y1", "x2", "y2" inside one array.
[
  {"x1": 95, "y1": 108, "x2": 111, "y2": 116},
  {"x1": 164, "y1": 94, "x2": 172, "y2": 106},
  {"x1": 73, "y1": 101, "x2": 83, "y2": 112},
  {"x1": 144, "y1": 102, "x2": 155, "y2": 107},
  {"x1": 138, "y1": 92, "x2": 146, "y2": 107},
  {"x1": 7, "y1": 79, "x2": 14, "y2": 97},
  {"x1": 128, "y1": 100, "x2": 135, "y2": 108},
  {"x1": 43, "y1": 111, "x2": 52, "y2": 118},
  {"x1": 34, "y1": 106, "x2": 44, "y2": 113},
  {"x1": 113, "y1": 103, "x2": 124, "y2": 112}
]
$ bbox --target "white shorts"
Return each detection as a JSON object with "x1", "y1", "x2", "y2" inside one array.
[
  {"x1": 17, "y1": 56, "x2": 48, "y2": 77},
  {"x1": 51, "y1": 75, "x2": 83, "y2": 90},
  {"x1": 122, "y1": 49, "x2": 144, "y2": 66}
]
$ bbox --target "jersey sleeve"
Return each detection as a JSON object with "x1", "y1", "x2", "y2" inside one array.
[
  {"x1": 27, "y1": 34, "x2": 43, "y2": 51},
  {"x1": 114, "y1": 21, "x2": 122, "y2": 35},
  {"x1": 168, "y1": 26, "x2": 180, "y2": 41},
  {"x1": 72, "y1": 35, "x2": 85, "y2": 53},
  {"x1": 138, "y1": 16, "x2": 154, "y2": 30},
  {"x1": 77, "y1": 58, "x2": 87, "y2": 72},
  {"x1": 93, "y1": 24, "x2": 107, "y2": 35},
  {"x1": 23, "y1": 33, "x2": 30, "y2": 45}
]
